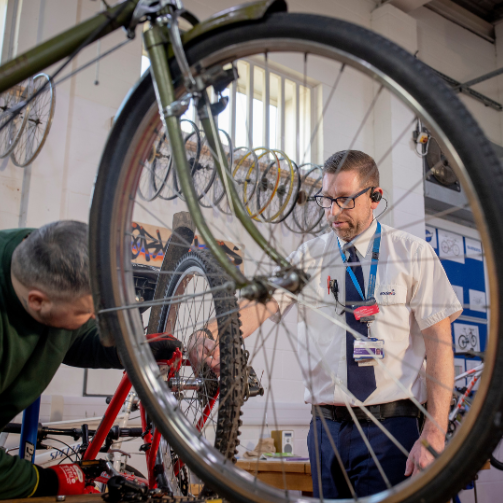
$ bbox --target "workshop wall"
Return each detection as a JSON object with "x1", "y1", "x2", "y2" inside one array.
[{"x1": 0, "y1": 0, "x2": 501, "y2": 488}]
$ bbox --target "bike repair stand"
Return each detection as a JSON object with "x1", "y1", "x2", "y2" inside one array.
[{"x1": 20, "y1": 397, "x2": 41, "y2": 463}]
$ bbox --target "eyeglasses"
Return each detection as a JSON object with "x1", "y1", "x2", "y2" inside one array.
[{"x1": 314, "y1": 186, "x2": 372, "y2": 209}]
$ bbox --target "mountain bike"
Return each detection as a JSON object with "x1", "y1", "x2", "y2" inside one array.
[{"x1": 2, "y1": 1, "x2": 503, "y2": 502}]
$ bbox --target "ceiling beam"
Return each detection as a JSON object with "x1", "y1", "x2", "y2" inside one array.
[
  {"x1": 388, "y1": 0, "x2": 432, "y2": 13},
  {"x1": 425, "y1": 0, "x2": 495, "y2": 42}
]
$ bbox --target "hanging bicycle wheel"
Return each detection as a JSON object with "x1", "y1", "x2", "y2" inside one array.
[
  {"x1": 200, "y1": 128, "x2": 233, "y2": 209},
  {"x1": 137, "y1": 126, "x2": 172, "y2": 202},
  {"x1": 173, "y1": 120, "x2": 202, "y2": 200},
  {"x1": 11, "y1": 73, "x2": 55, "y2": 167},
  {"x1": 266, "y1": 153, "x2": 300, "y2": 224},
  {"x1": 244, "y1": 148, "x2": 280, "y2": 219},
  {"x1": 0, "y1": 78, "x2": 30, "y2": 158},
  {"x1": 217, "y1": 146, "x2": 260, "y2": 216},
  {"x1": 90, "y1": 11, "x2": 503, "y2": 503},
  {"x1": 287, "y1": 164, "x2": 324, "y2": 234}
]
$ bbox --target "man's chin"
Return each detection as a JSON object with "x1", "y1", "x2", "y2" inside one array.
[{"x1": 331, "y1": 223, "x2": 354, "y2": 241}]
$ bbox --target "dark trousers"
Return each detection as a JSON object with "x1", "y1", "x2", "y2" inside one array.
[{"x1": 307, "y1": 416, "x2": 420, "y2": 498}]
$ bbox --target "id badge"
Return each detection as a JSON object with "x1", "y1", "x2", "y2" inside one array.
[
  {"x1": 353, "y1": 338, "x2": 384, "y2": 366},
  {"x1": 353, "y1": 299, "x2": 379, "y2": 323}
]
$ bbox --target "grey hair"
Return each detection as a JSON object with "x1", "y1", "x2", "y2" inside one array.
[
  {"x1": 11, "y1": 220, "x2": 91, "y2": 300},
  {"x1": 323, "y1": 150, "x2": 379, "y2": 188}
]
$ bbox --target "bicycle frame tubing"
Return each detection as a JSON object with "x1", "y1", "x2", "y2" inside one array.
[
  {"x1": 0, "y1": 0, "x2": 290, "y2": 286},
  {"x1": 0, "y1": 1, "x2": 139, "y2": 94},
  {"x1": 0, "y1": 0, "x2": 285, "y2": 111},
  {"x1": 82, "y1": 372, "x2": 132, "y2": 461}
]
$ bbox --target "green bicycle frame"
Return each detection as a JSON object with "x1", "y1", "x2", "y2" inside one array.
[{"x1": 0, "y1": 0, "x2": 290, "y2": 289}]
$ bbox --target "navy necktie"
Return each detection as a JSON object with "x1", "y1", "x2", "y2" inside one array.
[{"x1": 345, "y1": 245, "x2": 377, "y2": 402}]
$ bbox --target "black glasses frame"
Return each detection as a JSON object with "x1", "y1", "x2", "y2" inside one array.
[{"x1": 314, "y1": 186, "x2": 373, "y2": 209}]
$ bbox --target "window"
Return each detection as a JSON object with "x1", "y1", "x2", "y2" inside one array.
[{"x1": 139, "y1": 56, "x2": 316, "y2": 165}]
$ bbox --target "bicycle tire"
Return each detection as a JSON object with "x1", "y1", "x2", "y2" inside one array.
[
  {"x1": 124, "y1": 464, "x2": 147, "y2": 480},
  {"x1": 11, "y1": 73, "x2": 56, "y2": 167},
  {"x1": 270, "y1": 159, "x2": 301, "y2": 224},
  {"x1": 90, "y1": 12, "x2": 503, "y2": 503},
  {"x1": 150, "y1": 251, "x2": 244, "y2": 462},
  {"x1": 200, "y1": 128, "x2": 233, "y2": 209},
  {"x1": 490, "y1": 452, "x2": 503, "y2": 471}
]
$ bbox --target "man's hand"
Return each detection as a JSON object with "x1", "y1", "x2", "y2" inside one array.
[
  {"x1": 405, "y1": 318, "x2": 453, "y2": 476},
  {"x1": 188, "y1": 331, "x2": 220, "y2": 375},
  {"x1": 405, "y1": 426, "x2": 445, "y2": 476},
  {"x1": 148, "y1": 335, "x2": 182, "y2": 362}
]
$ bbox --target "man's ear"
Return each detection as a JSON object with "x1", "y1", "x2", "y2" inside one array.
[
  {"x1": 370, "y1": 187, "x2": 384, "y2": 210},
  {"x1": 27, "y1": 289, "x2": 51, "y2": 313}
]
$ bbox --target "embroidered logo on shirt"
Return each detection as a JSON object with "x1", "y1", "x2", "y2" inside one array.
[{"x1": 380, "y1": 289, "x2": 396, "y2": 296}]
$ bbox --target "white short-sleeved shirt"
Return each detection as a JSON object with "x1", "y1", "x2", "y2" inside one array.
[{"x1": 272, "y1": 220, "x2": 462, "y2": 406}]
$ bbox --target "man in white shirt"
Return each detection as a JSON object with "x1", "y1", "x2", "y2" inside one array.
[{"x1": 191, "y1": 150, "x2": 462, "y2": 498}]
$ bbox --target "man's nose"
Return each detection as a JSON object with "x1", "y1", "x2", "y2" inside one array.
[{"x1": 330, "y1": 200, "x2": 342, "y2": 216}]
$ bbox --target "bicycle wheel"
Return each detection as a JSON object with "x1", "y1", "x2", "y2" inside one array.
[
  {"x1": 257, "y1": 151, "x2": 296, "y2": 223},
  {"x1": 244, "y1": 148, "x2": 280, "y2": 219},
  {"x1": 285, "y1": 164, "x2": 323, "y2": 234},
  {"x1": 217, "y1": 146, "x2": 260, "y2": 216},
  {"x1": 0, "y1": 78, "x2": 30, "y2": 158},
  {"x1": 150, "y1": 250, "x2": 244, "y2": 454},
  {"x1": 90, "y1": 12, "x2": 503, "y2": 503},
  {"x1": 173, "y1": 120, "x2": 202, "y2": 200},
  {"x1": 11, "y1": 73, "x2": 55, "y2": 167},
  {"x1": 137, "y1": 127, "x2": 172, "y2": 202},
  {"x1": 200, "y1": 128, "x2": 233, "y2": 209},
  {"x1": 269, "y1": 159, "x2": 301, "y2": 224},
  {"x1": 490, "y1": 438, "x2": 503, "y2": 470}
]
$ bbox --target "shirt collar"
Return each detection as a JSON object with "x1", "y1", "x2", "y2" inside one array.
[{"x1": 337, "y1": 219, "x2": 378, "y2": 258}]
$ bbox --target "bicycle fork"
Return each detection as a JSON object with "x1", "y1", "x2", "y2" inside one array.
[{"x1": 143, "y1": 15, "x2": 297, "y2": 299}]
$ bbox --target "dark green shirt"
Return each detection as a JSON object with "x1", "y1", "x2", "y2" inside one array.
[{"x1": 0, "y1": 228, "x2": 123, "y2": 498}]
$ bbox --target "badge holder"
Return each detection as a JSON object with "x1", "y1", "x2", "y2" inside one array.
[{"x1": 352, "y1": 299, "x2": 384, "y2": 367}]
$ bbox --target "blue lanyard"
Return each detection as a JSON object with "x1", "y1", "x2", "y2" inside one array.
[{"x1": 337, "y1": 221, "x2": 382, "y2": 301}]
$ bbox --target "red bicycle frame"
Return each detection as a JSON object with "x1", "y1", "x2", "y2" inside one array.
[{"x1": 77, "y1": 345, "x2": 219, "y2": 491}]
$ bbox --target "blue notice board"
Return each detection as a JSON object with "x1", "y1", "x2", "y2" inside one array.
[{"x1": 425, "y1": 225, "x2": 486, "y2": 380}]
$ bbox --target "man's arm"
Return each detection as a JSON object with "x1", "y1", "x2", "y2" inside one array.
[
  {"x1": 63, "y1": 321, "x2": 123, "y2": 369},
  {"x1": 0, "y1": 449, "x2": 38, "y2": 499},
  {"x1": 405, "y1": 317, "x2": 454, "y2": 476},
  {"x1": 188, "y1": 298, "x2": 279, "y2": 373}
]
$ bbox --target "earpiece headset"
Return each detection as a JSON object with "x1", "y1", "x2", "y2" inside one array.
[{"x1": 370, "y1": 188, "x2": 382, "y2": 203}]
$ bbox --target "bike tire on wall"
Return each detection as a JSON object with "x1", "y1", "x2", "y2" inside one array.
[{"x1": 90, "y1": 12, "x2": 503, "y2": 503}]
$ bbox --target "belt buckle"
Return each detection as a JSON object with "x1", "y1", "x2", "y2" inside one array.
[{"x1": 368, "y1": 404, "x2": 383, "y2": 421}]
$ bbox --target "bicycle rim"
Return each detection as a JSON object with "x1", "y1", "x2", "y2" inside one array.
[{"x1": 90, "y1": 12, "x2": 503, "y2": 503}]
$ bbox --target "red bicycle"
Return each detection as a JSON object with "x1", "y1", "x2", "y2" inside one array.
[{"x1": 3, "y1": 249, "x2": 262, "y2": 496}]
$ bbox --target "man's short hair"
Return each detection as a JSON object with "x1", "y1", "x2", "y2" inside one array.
[
  {"x1": 323, "y1": 150, "x2": 379, "y2": 188},
  {"x1": 11, "y1": 220, "x2": 90, "y2": 301}
]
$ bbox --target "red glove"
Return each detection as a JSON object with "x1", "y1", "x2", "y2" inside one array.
[{"x1": 32, "y1": 464, "x2": 86, "y2": 496}]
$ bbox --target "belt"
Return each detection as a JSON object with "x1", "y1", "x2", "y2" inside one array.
[{"x1": 313, "y1": 399, "x2": 422, "y2": 422}]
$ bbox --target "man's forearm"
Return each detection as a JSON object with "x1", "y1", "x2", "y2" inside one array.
[
  {"x1": 422, "y1": 318, "x2": 454, "y2": 437},
  {"x1": 200, "y1": 298, "x2": 279, "y2": 341}
]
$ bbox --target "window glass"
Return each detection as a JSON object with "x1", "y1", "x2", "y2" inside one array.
[
  {"x1": 253, "y1": 66, "x2": 265, "y2": 148},
  {"x1": 218, "y1": 86, "x2": 231, "y2": 136},
  {"x1": 299, "y1": 84, "x2": 311, "y2": 164},
  {"x1": 269, "y1": 73, "x2": 281, "y2": 150},
  {"x1": 141, "y1": 55, "x2": 150, "y2": 76},
  {"x1": 284, "y1": 79, "x2": 297, "y2": 163},
  {"x1": 235, "y1": 60, "x2": 250, "y2": 148}
]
